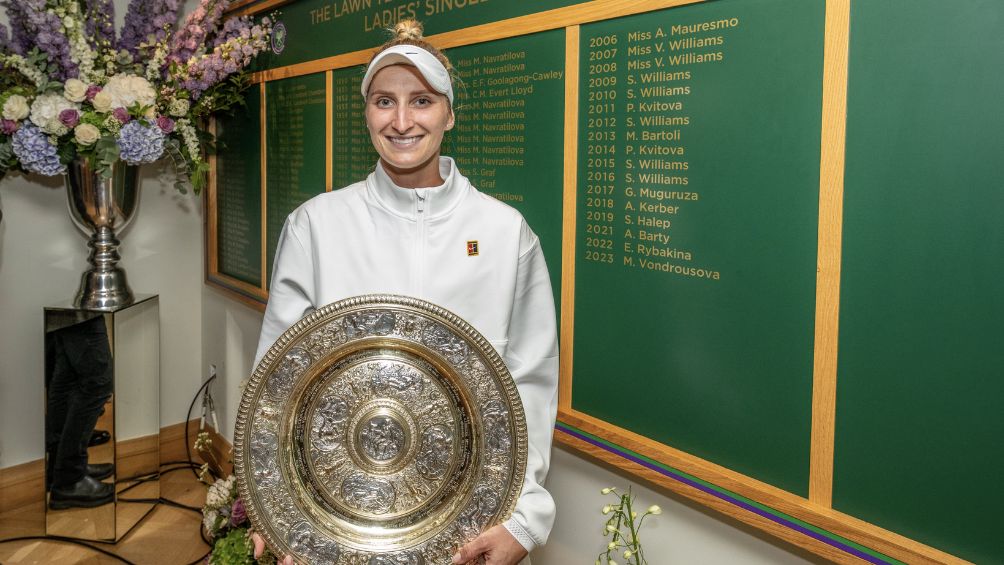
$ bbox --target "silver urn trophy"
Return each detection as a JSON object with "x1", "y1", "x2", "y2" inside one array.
[{"x1": 65, "y1": 159, "x2": 141, "y2": 310}]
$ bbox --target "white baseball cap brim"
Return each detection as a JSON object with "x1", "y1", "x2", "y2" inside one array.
[{"x1": 361, "y1": 45, "x2": 454, "y2": 104}]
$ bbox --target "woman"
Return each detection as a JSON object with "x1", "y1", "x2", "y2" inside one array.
[{"x1": 252, "y1": 20, "x2": 559, "y2": 565}]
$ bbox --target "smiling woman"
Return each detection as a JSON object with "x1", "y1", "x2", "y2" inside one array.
[
  {"x1": 250, "y1": 19, "x2": 560, "y2": 565},
  {"x1": 364, "y1": 64, "x2": 455, "y2": 186}
]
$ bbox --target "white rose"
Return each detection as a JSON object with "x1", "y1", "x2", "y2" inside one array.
[
  {"x1": 144, "y1": 105, "x2": 157, "y2": 120},
  {"x1": 74, "y1": 123, "x2": 100, "y2": 145},
  {"x1": 168, "y1": 98, "x2": 190, "y2": 117},
  {"x1": 64, "y1": 78, "x2": 88, "y2": 103},
  {"x1": 2, "y1": 94, "x2": 30, "y2": 120},
  {"x1": 29, "y1": 93, "x2": 78, "y2": 134},
  {"x1": 92, "y1": 90, "x2": 112, "y2": 113}
]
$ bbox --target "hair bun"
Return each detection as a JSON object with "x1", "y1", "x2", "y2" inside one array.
[{"x1": 394, "y1": 19, "x2": 424, "y2": 41}]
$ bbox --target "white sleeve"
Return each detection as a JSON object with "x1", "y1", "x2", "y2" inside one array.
[
  {"x1": 502, "y1": 226, "x2": 559, "y2": 553},
  {"x1": 253, "y1": 215, "x2": 316, "y2": 368}
]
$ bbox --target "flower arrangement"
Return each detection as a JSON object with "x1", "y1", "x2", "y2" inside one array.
[
  {"x1": 596, "y1": 486, "x2": 663, "y2": 565},
  {"x1": 0, "y1": 0, "x2": 274, "y2": 193},
  {"x1": 203, "y1": 474, "x2": 275, "y2": 564}
]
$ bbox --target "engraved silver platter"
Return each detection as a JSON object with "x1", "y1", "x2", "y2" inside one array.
[{"x1": 234, "y1": 295, "x2": 528, "y2": 564}]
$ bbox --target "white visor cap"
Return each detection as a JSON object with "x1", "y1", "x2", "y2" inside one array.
[{"x1": 361, "y1": 44, "x2": 454, "y2": 105}]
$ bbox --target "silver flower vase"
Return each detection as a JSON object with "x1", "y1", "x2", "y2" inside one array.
[{"x1": 65, "y1": 159, "x2": 141, "y2": 310}]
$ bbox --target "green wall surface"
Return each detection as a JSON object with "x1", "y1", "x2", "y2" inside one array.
[{"x1": 834, "y1": 1, "x2": 1004, "y2": 563}]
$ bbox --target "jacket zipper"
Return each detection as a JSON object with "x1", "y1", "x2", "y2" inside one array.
[{"x1": 415, "y1": 191, "x2": 426, "y2": 296}]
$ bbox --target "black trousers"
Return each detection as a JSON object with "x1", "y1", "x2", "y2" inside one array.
[{"x1": 45, "y1": 315, "x2": 113, "y2": 488}]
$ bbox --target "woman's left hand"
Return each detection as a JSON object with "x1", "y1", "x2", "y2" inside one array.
[{"x1": 451, "y1": 525, "x2": 528, "y2": 565}]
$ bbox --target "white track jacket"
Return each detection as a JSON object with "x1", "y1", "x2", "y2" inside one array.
[{"x1": 254, "y1": 157, "x2": 559, "y2": 556}]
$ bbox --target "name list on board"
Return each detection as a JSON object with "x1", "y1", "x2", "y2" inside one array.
[{"x1": 580, "y1": 16, "x2": 742, "y2": 282}]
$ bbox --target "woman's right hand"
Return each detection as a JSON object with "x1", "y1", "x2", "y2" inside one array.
[{"x1": 251, "y1": 531, "x2": 294, "y2": 565}]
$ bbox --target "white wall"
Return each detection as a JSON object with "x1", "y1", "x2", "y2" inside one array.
[
  {"x1": 0, "y1": 163, "x2": 204, "y2": 467},
  {"x1": 540, "y1": 447, "x2": 821, "y2": 564}
]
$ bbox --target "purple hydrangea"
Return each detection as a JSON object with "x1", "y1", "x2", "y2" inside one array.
[
  {"x1": 12, "y1": 122, "x2": 66, "y2": 176},
  {"x1": 116, "y1": 120, "x2": 165, "y2": 165}
]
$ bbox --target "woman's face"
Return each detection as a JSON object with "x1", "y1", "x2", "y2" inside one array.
[{"x1": 365, "y1": 64, "x2": 455, "y2": 187}]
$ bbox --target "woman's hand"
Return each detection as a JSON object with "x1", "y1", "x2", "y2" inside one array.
[
  {"x1": 251, "y1": 531, "x2": 294, "y2": 565},
  {"x1": 451, "y1": 525, "x2": 528, "y2": 565}
]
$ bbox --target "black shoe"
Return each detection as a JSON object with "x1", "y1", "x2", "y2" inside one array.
[
  {"x1": 88, "y1": 430, "x2": 111, "y2": 447},
  {"x1": 49, "y1": 475, "x2": 115, "y2": 510},
  {"x1": 87, "y1": 463, "x2": 114, "y2": 481}
]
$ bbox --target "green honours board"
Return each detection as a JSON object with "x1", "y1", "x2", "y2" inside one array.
[
  {"x1": 444, "y1": 29, "x2": 566, "y2": 305},
  {"x1": 254, "y1": 0, "x2": 580, "y2": 69},
  {"x1": 834, "y1": 1, "x2": 1004, "y2": 562},
  {"x1": 331, "y1": 68, "x2": 377, "y2": 188},
  {"x1": 573, "y1": 0, "x2": 823, "y2": 496},
  {"x1": 265, "y1": 73, "x2": 328, "y2": 287},
  {"x1": 215, "y1": 87, "x2": 263, "y2": 289}
]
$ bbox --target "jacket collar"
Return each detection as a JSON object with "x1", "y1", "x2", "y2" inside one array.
[{"x1": 367, "y1": 157, "x2": 469, "y2": 220}]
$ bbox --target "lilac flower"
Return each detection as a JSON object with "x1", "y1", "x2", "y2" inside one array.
[
  {"x1": 59, "y1": 109, "x2": 80, "y2": 128},
  {"x1": 116, "y1": 120, "x2": 165, "y2": 165},
  {"x1": 230, "y1": 498, "x2": 247, "y2": 526},
  {"x1": 11, "y1": 122, "x2": 66, "y2": 175},
  {"x1": 211, "y1": 15, "x2": 252, "y2": 49},
  {"x1": 1, "y1": 119, "x2": 18, "y2": 135},
  {"x1": 1, "y1": 0, "x2": 77, "y2": 79},
  {"x1": 112, "y1": 108, "x2": 131, "y2": 124},
  {"x1": 180, "y1": 23, "x2": 271, "y2": 99},
  {"x1": 0, "y1": 0, "x2": 32, "y2": 55},
  {"x1": 120, "y1": 0, "x2": 180, "y2": 56},
  {"x1": 168, "y1": 0, "x2": 230, "y2": 65},
  {"x1": 83, "y1": 0, "x2": 116, "y2": 49},
  {"x1": 156, "y1": 115, "x2": 175, "y2": 133},
  {"x1": 86, "y1": 85, "x2": 102, "y2": 101},
  {"x1": 0, "y1": 23, "x2": 11, "y2": 54}
]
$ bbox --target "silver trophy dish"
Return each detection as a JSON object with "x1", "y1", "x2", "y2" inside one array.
[{"x1": 234, "y1": 295, "x2": 528, "y2": 564}]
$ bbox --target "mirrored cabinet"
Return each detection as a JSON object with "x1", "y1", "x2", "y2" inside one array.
[{"x1": 44, "y1": 295, "x2": 160, "y2": 542}]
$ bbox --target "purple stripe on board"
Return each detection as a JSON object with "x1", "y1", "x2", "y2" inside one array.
[{"x1": 555, "y1": 423, "x2": 889, "y2": 565}]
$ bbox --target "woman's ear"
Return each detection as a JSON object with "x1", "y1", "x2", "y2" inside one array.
[{"x1": 445, "y1": 108, "x2": 456, "y2": 131}]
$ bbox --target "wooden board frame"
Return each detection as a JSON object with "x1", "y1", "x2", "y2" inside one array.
[{"x1": 205, "y1": 1, "x2": 974, "y2": 562}]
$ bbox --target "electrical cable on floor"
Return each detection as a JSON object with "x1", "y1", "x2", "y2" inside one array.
[
  {"x1": 116, "y1": 463, "x2": 201, "y2": 495},
  {"x1": 185, "y1": 374, "x2": 219, "y2": 481},
  {"x1": 1, "y1": 376, "x2": 227, "y2": 564}
]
